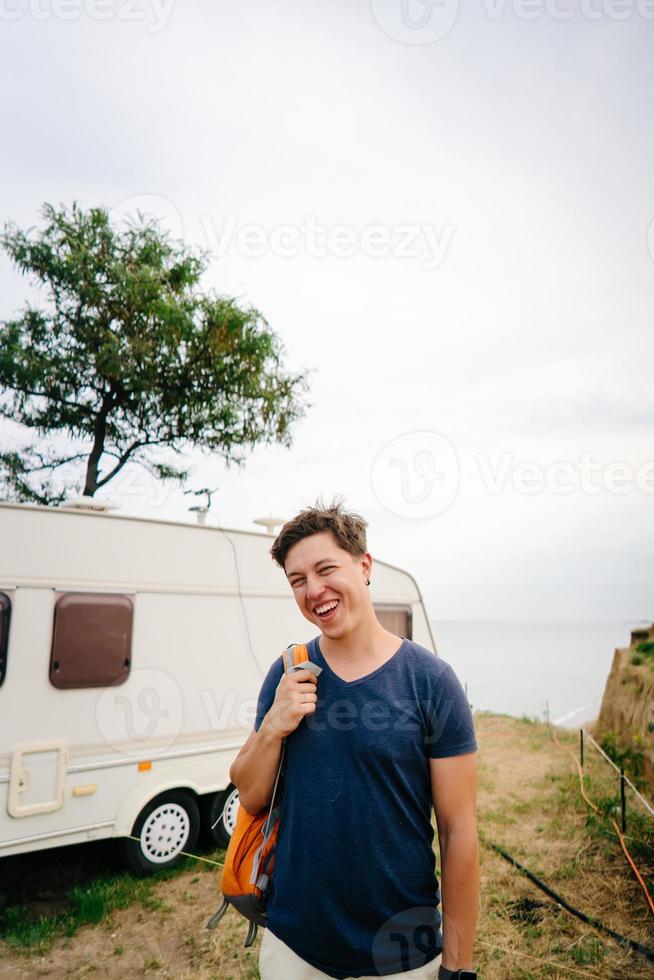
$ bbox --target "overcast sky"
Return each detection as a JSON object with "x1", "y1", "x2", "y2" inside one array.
[{"x1": 1, "y1": 0, "x2": 653, "y2": 622}]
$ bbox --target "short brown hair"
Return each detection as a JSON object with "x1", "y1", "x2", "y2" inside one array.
[{"x1": 270, "y1": 495, "x2": 368, "y2": 570}]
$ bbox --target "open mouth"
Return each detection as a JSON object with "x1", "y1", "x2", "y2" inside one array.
[{"x1": 314, "y1": 599, "x2": 339, "y2": 620}]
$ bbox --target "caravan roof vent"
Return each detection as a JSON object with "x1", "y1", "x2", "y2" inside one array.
[
  {"x1": 253, "y1": 516, "x2": 285, "y2": 535},
  {"x1": 60, "y1": 496, "x2": 121, "y2": 513}
]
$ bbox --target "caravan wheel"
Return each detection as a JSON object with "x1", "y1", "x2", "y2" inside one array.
[
  {"x1": 121, "y1": 790, "x2": 200, "y2": 876},
  {"x1": 201, "y1": 785, "x2": 240, "y2": 848}
]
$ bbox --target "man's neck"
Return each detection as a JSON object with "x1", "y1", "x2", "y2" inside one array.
[{"x1": 320, "y1": 618, "x2": 402, "y2": 666}]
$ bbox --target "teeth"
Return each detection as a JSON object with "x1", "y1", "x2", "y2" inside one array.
[{"x1": 316, "y1": 600, "x2": 338, "y2": 615}]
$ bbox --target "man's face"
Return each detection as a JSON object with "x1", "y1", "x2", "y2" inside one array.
[{"x1": 284, "y1": 531, "x2": 371, "y2": 637}]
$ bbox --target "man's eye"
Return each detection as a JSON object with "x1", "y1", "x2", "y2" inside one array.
[{"x1": 320, "y1": 567, "x2": 335, "y2": 574}]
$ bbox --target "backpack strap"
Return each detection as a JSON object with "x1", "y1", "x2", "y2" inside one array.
[
  {"x1": 260, "y1": 644, "x2": 322, "y2": 842},
  {"x1": 282, "y1": 642, "x2": 323, "y2": 678},
  {"x1": 282, "y1": 642, "x2": 307, "y2": 673}
]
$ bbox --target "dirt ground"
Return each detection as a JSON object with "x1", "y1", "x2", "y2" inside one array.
[{"x1": 1, "y1": 712, "x2": 653, "y2": 979}]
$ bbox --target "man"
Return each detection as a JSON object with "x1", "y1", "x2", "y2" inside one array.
[{"x1": 229, "y1": 499, "x2": 479, "y2": 980}]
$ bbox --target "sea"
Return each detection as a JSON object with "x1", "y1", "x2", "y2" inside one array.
[{"x1": 430, "y1": 620, "x2": 648, "y2": 729}]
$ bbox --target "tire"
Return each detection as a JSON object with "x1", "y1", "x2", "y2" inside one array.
[
  {"x1": 120, "y1": 790, "x2": 200, "y2": 876},
  {"x1": 201, "y1": 784, "x2": 240, "y2": 848}
]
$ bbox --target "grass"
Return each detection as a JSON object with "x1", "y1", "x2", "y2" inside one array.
[
  {"x1": 2, "y1": 713, "x2": 654, "y2": 978},
  {"x1": 0, "y1": 847, "x2": 222, "y2": 956},
  {"x1": 475, "y1": 714, "x2": 654, "y2": 978}
]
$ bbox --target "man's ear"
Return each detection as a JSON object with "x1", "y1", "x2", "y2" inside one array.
[{"x1": 361, "y1": 552, "x2": 372, "y2": 582}]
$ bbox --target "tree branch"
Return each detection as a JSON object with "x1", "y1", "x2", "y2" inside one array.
[
  {"x1": 22, "y1": 451, "x2": 89, "y2": 473},
  {"x1": 95, "y1": 438, "x2": 153, "y2": 488},
  {"x1": 1, "y1": 385, "x2": 97, "y2": 416}
]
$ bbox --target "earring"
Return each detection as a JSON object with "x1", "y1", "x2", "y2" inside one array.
[{"x1": 366, "y1": 579, "x2": 371, "y2": 586}]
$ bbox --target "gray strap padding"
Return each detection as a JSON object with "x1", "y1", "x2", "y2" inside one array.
[
  {"x1": 249, "y1": 842, "x2": 264, "y2": 885},
  {"x1": 257, "y1": 873, "x2": 270, "y2": 893},
  {"x1": 288, "y1": 661, "x2": 322, "y2": 677},
  {"x1": 282, "y1": 647, "x2": 295, "y2": 673},
  {"x1": 262, "y1": 805, "x2": 280, "y2": 843}
]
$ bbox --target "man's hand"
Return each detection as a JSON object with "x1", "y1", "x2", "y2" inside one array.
[{"x1": 263, "y1": 668, "x2": 318, "y2": 737}]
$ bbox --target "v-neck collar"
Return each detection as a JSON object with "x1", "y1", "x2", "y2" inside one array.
[{"x1": 313, "y1": 635, "x2": 408, "y2": 687}]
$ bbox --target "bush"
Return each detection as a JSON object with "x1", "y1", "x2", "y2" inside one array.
[
  {"x1": 600, "y1": 730, "x2": 645, "y2": 786},
  {"x1": 631, "y1": 640, "x2": 654, "y2": 667}
]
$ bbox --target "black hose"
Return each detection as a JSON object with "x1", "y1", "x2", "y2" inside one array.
[{"x1": 483, "y1": 836, "x2": 654, "y2": 963}]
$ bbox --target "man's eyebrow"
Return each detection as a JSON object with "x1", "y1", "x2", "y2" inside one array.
[{"x1": 287, "y1": 558, "x2": 336, "y2": 579}]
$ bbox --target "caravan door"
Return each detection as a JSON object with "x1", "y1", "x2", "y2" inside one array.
[{"x1": 8, "y1": 740, "x2": 68, "y2": 817}]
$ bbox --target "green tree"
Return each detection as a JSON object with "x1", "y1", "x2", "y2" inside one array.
[{"x1": 0, "y1": 201, "x2": 309, "y2": 503}]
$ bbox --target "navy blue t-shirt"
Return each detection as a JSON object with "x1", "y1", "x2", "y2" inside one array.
[{"x1": 253, "y1": 635, "x2": 478, "y2": 979}]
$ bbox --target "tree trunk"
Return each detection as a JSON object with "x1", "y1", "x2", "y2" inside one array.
[{"x1": 83, "y1": 389, "x2": 115, "y2": 496}]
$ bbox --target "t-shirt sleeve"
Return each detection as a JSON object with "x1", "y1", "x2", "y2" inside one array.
[
  {"x1": 254, "y1": 655, "x2": 285, "y2": 731},
  {"x1": 424, "y1": 660, "x2": 478, "y2": 759}
]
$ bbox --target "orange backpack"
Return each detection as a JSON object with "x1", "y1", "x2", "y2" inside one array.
[{"x1": 206, "y1": 643, "x2": 322, "y2": 947}]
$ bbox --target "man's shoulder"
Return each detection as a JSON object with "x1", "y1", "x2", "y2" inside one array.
[{"x1": 402, "y1": 638, "x2": 454, "y2": 678}]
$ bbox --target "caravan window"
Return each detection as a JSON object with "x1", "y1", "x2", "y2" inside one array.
[
  {"x1": 374, "y1": 604, "x2": 412, "y2": 640},
  {"x1": 50, "y1": 593, "x2": 133, "y2": 689},
  {"x1": 0, "y1": 592, "x2": 10, "y2": 686}
]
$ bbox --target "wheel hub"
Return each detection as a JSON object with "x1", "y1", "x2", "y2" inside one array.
[
  {"x1": 140, "y1": 802, "x2": 190, "y2": 863},
  {"x1": 223, "y1": 788, "x2": 240, "y2": 835}
]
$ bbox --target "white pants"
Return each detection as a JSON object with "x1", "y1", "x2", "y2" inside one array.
[{"x1": 259, "y1": 927, "x2": 442, "y2": 980}]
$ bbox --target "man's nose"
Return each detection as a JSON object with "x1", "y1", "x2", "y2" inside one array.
[{"x1": 305, "y1": 575, "x2": 324, "y2": 599}]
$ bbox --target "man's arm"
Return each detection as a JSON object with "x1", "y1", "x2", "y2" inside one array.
[
  {"x1": 429, "y1": 752, "x2": 479, "y2": 972},
  {"x1": 229, "y1": 667, "x2": 318, "y2": 814}
]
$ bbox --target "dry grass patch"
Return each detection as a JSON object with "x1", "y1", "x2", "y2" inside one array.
[{"x1": 1, "y1": 711, "x2": 653, "y2": 977}]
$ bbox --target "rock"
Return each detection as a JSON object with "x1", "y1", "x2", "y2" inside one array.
[{"x1": 593, "y1": 624, "x2": 654, "y2": 792}]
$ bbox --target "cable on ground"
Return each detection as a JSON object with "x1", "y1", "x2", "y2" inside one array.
[
  {"x1": 480, "y1": 833, "x2": 654, "y2": 964},
  {"x1": 552, "y1": 728, "x2": 654, "y2": 921}
]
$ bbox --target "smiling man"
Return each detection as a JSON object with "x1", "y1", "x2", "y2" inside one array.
[{"x1": 229, "y1": 499, "x2": 479, "y2": 980}]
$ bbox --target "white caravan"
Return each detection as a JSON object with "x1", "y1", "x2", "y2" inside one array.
[{"x1": 0, "y1": 500, "x2": 436, "y2": 873}]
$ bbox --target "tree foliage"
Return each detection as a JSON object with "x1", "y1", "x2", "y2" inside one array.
[{"x1": 0, "y1": 202, "x2": 309, "y2": 503}]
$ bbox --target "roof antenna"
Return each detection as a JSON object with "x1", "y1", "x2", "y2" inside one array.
[
  {"x1": 184, "y1": 486, "x2": 220, "y2": 526},
  {"x1": 253, "y1": 515, "x2": 285, "y2": 535}
]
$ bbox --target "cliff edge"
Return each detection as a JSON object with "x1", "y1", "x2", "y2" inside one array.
[{"x1": 590, "y1": 623, "x2": 654, "y2": 791}]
